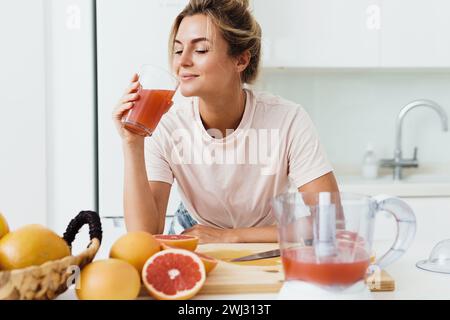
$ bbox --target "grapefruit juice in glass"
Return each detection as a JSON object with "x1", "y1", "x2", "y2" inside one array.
[{"x1": 122, "y1": 65, "x2": 179, "y2": 136}]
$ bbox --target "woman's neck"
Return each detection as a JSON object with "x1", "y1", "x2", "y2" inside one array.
[{"x1": 198, "y1": 87, "x2": 247, "y2": 139}]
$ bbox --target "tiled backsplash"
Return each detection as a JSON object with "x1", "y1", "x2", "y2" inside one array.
[{"x1": 254, "y1": 69, "x2": 450, "y2": 174}]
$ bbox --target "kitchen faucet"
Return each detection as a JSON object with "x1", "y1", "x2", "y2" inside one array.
[{"x1": 380, "y1": 99, "x2": 449, "y2": 180}]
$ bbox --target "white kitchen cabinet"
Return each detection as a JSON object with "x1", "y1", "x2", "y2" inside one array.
[
  {"x1": 253, "y1": 0, "x2": 450, "y2": 68},
  {"x1": 97, "y1": 0, "x2": 188, "y2": 218},
  {"x1": 400, "y1": 197, "x2": 450, "y2": 245},
  {"x1": 253, "y1": 0, "x2": 381, "y2": 68},
  {"x1": 380, "y1": 0, "x2": 450, "y2": 67}
]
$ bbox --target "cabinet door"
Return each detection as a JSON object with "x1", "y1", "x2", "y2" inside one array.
[
  {"x1": 44, "y1": 0, "x2": 97, "y2": 233},
  {"x1": 253, "y1": 0, "x2": 381, "y2": 67},
  {"x1": 97, "y1": 0, "x2": 188, "y2": 218},
  {"x1": 380, "y1": 0, "x2": 450, "y2": 67},
  {"x1": 401, "y1": 197, "x2": 450, "y2": 245}
]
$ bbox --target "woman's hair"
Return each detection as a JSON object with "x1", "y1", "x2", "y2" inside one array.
[{"x1": 169, "y1": 0, "x2": 262, "y2": 84}]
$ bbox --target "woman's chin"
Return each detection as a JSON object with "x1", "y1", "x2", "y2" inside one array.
[{"x1": 179, "y1": 86, "x2": 199, "y2": 98}]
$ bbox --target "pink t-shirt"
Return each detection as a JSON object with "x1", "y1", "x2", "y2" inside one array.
[{"x1": 144, "y1": 88, "x2": 333, "y2": 229}]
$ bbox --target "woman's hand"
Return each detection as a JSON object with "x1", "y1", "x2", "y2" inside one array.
[
  {"x1": 181, "y1": 225, "x2": 238, "y2": 244},
  {"x1": 182, "y1": 225, "x2": 279, "y2": 244},
  {"x1": 112, "y1": 73, "x2": 145, "y2": 144},
  {"x1": 112, "y1": 73, "x2": 174, "y2": 144}
]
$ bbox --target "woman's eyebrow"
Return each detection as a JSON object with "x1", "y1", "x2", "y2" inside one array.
[{"x1": 174, "y1": 37, "x2": 210, "y2": 45}]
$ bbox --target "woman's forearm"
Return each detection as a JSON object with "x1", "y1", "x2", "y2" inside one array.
[
  {"x1": 123, "y1": 140, "x2": 160, "y2": 234},
  {"x1": 232, "y1": 225, "x2": 279, "y2": 243}
]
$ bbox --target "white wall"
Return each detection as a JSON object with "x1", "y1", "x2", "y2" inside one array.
[
  {"x1": 256, "y1": 70, "x2": 450, "y2": 174},
  {"x1": 0, "y1": 0, "x2": 47, "y2": 229},
  {"x1": 0, "y1": 0, "x2": 97, "y2": 239}
]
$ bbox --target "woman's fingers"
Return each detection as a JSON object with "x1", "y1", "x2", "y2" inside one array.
[
  {"x1": 112, "y1": 102, "x2": 134, "y2": 120},
  {"x1": 124, "y1": 74, "x2": 140, "y2": 94},
  {"x1": 127, "y1": 80, "x2": 141, "y2": 94},
  {"x1": 120, "y1": 93, "x2": 140, "y2": 104}
]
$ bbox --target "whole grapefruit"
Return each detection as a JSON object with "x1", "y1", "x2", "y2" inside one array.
[
  {"x1": 109, "y1": 231, "x2": 160, "y2": 273},
  {"x1": 0, "y1": 224, "x2": 70, "y2": 270},
  {"x1": 0, "y1": 213, "x2": 9, "y2": 239},
  {"x1": 76, "y1": 259, "x2": 141, "y2": 300}
]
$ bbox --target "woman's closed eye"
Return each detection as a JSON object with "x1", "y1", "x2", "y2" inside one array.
[{"x1": 173, "y1": 49, "x2": 209, "y2": 55}]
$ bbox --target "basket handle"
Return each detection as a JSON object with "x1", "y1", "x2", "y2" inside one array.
[{"x1": 62, "y1": 211, "x2": 102, "y2": 247}]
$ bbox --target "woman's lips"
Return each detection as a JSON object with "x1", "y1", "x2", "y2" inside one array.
[{"x1": 180, "y1": 74, "x2": 199, "y2": 81}]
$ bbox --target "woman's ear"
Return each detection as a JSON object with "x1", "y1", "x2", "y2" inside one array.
[{"x1": 235, "y1": 50, "x2": 251, "y2": 73}]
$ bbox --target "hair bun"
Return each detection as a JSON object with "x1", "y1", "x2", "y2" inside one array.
[{"x1": 236, "y1": 0, "x2": 250, "y2": 9}]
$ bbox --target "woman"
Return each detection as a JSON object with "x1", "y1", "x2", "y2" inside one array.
[{"x1": 112, "y1": 0, "x2": 339, "y2": 243}]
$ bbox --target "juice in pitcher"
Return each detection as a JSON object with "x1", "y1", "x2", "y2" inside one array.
[{"x1": 282, "y1": 245, "x2": 370, "y2": 287}]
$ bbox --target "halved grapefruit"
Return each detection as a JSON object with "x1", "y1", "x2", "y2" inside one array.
[
  {"x1": 142, "y1": 249, "x2": 206, "y2": 300},
  {"x1": 159, "y1": 243, "x2": 218, "y2": 275},
  {"x1": 154, "y1": 234, "x2": 199, "y2": 251},
  {"x1": 194, "y1": 252, "x2": 218, "y2": 274}
]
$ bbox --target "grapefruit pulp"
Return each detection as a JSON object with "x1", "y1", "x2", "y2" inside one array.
[
  {"x1": 160, "y1": 243, "x2": 218, "y2": 275},
  {"x1": 142, "y1": 249, "x2": 206, "y2": 300}
]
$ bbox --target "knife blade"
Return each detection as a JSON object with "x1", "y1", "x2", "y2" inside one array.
[{"x1": 230, "y1": 249, "x2": 281, "y2": 262}]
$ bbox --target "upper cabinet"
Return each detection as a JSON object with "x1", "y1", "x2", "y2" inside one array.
[
  {"x1": 380, "y1": 0, "x2": 450, "y2": 67},
  {"x1": 252, "y1": 0, "x2": 450, "y2": 68},
  {"x1": 253, "y1": 0, "x2": 381, "y2": 68}
]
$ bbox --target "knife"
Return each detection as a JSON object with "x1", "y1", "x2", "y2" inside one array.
[{"x1": 230, "y1": 249, "x2": 281, "y2": 262}]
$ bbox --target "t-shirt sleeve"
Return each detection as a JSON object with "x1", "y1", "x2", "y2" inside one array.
[
  {"x1": 144, "y1": 125, "x2": 174, "y2": 185},
  {"x1": 287, "y1": 107, "x2": 334, "y2": 189}
]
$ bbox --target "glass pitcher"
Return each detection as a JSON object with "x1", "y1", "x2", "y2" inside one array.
[{"x1": 271, "y1": 192, "x2": 416, "y2": 297}]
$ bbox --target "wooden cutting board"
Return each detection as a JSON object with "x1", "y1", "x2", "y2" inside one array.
[
  {"x1": 198, "y1": 243, "x2": 284, "y2": 295},
  {"x1": 196, "y1": 243, "x2": 395, "y2": 295}
]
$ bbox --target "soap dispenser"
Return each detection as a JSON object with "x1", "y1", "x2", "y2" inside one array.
[{"x1": 362, "y1": 144, "x2": 379, "y2": 179}]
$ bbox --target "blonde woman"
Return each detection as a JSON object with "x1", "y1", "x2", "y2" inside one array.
[{"x1": 112, "y1": 0, "x2": 339, "y2": 243}]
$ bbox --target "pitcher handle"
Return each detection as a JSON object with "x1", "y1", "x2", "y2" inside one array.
[{"x1": 372, "y1": 195, "x2": 416, "y2": 269}]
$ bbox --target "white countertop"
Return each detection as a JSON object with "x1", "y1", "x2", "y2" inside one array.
[
  {"x1": 335, "y1": 165, "x2": 450, "y2": 197},
  {"x1": 57, "y1": 239, "x2": 450, "y2": 300},
  {"x1": 338, "y1": 174, "x2": 450, "y2": 197},
  {"x1": 193, "y1": 240, "x2": 450, "y2": 300}
]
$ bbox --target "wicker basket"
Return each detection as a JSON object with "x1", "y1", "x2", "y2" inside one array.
[{"x1": 0, "y1": 211, "x2": 102, "y2": 300}]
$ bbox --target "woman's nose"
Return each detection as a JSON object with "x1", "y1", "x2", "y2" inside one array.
[{"x1": 179, "y1": 50, "x2": 193, "y2": 67}]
